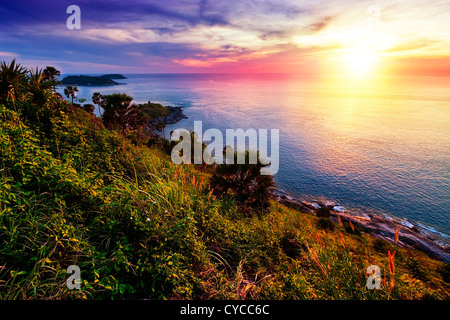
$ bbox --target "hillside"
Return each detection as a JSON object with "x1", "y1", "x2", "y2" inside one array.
[{"x1": 0, "y1": 61, "x2": 449, "y2": 300}]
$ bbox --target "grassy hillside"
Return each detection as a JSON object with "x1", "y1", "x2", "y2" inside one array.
[{"x1": 0, "y1": 62, "x2": 449, "y2": 300}]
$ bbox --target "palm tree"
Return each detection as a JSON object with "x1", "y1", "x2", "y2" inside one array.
[
  {"x1": 42, "y1": 66, "x2": 61, "y2": 91},
  {"x1": 27, "y1": 67, "x2": 52, "y2": 104},
  {"x1": 0, "y1": 59, "x2": 27, "y2": 106},
  {"x1": 101, "y1": 93, "x2": 133, "y2": 131},
  {"x1": 92, "y1": 92, "x2": 103, "y2": 117},
  {"x1": 64, "y1": 85, "x2": 78, "y2": 105},
  {"x1": 210, "y1": 150, "x2": 274, "y2": 216}
]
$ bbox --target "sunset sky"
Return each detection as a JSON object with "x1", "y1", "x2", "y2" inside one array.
[{"x1": 1, "y1": 0, "x2": 450, "y2": 75}]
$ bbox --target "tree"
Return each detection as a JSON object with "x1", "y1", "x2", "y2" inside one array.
[
  {"x1": 64, "y1": 85, "x2": 78, "y2": 105},
  {"x1": 92, "y1": 92, "x2": 103, "y2": 117},
  {"x1": 82, "y1": 103, "x2": 95, "y2": 114},
  {"x1": 154, "y1": 121, "x2": 166, "y2": 136},
  {"x1": 0, "y1": 59, "x2": 27, "y2": 106},
  {"x1": 26, "y1": 67, "x2": 53, "y2": 105},
  {"x1": 101, "y1": 93, "x2": 133, "y2": 131},
  {"x1": 209, "y1": 149, "x2": 274, "y2": 216},
  {"x1": 42, "y1": 66, "x2": 61, "y2": 91},
  {"x1": 101, "y1": 93, "x2": 151, "y2": 143}
]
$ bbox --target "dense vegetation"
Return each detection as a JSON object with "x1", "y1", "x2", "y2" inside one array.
[
  {"x1": 61, "y1": 75, "x2": 119, "y2": 86},
  {"x1": 0, "y1": 60, "x2": 449, "y2": 300},
  {"x1": 100, "y1": 74, "x2": 127, "y2": 80}
]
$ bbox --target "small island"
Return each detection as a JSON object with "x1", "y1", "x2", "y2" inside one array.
[
  {"x1": 100, "y1": 74, "x2": 127, "y2": 79},
  {"x1": 61, "y1": 75, "x2": 121, "y2": 86}
]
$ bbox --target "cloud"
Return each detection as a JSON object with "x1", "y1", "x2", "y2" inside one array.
[
  {"x1": 306, "y1": 16, "x2": 334, "y2": 32},
  {"x1": 1, "y1": 0, "x2": 450, "y2": 74},
  {"x1": 0, "y1": 51, "x2": 17, "y2": 57}
]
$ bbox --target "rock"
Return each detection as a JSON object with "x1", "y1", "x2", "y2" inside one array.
[
  {"x1": 310, "y1": 202, "x2": 321, "y2": 209},
  {"x1": 301, "y1": 201, "x2": 315, "y2": 210},
  {"x1": 153, "y1": 106, "x2": 187, "y2": 125},
  {"x1": 329, "y1": 211, "x2": 450, "y2": 263},
  {"x1": 332, "y1": 205, "x2": 345, "y2": 212},
  {"x1": 325, "y1": 201, "x2": 335, "y2": 208}
]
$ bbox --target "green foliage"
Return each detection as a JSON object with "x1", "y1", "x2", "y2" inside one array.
[
  {"x1": 440, "y1": 264, "x2": 450, "y2": 283},
  {"x1": 139, "y1": 101, "x2": 171, "y2": 119},
  {"x1": 64, "y1": 86, "x2": 79, "y2": 105},
  {"x1": 83, "y1": 104, "x2": 95, "y2": 114},
  {"x1": 343, "y1": 221, "x2": 363, "y2": 236},
  {"x1": 0, "y1": 59, "x2": 448, "y2": 300},
  {"x1": 101, "y1": 93, "x2": 150, "y2": 138},
  {"x1": 61, "y1": 75, "x2": 118, "y2": 86},
  {"x1": 372, "y1": 238, "x2": 393, "y2": 253},
  {"x1": 316, "y1": 206, "x2": 330, "y2": 218},
  {"x1": 42, "y1": 66, "x2": 61, "y2": 91},
  {"x1": 317, "y1": 217, "x2": 334, "y2": 231},
  {"x1": 210, "y1": 150, "x2": 274, "y2": 216},
  {"x1": 0, "y1": 59, "x2": 27, "y2": 105}
]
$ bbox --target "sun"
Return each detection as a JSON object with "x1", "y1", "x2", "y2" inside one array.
[{"x1": 341, "y1": 45, "x2": 379, "y2": 77}]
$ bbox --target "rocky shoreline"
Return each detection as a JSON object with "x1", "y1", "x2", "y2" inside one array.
[
  {"x1": 272, "y1": 190, "x2": 450, "y2": 263},
  {"x1": 145, "y1": 106, "x2": 188, "y2": 138},
  {"x1": 153, "y1": 106, "x2": 188, "y2": 125}
]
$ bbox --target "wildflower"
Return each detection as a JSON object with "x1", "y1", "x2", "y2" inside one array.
[
  {"x1": 394, "y1": 227, "x2": 400, "y2": 245},
  {"x1": 339, "y1": 232, "x2": 346, "y2": 249},
  {"x1": 388, "y1": 250, "x2": 396, "y2": 292},
  {"x1": 349, "y1": 221, "x2": 355, "y2": 232},
  {"x1": 337, "y1": 214, "x2": 343, "y2": 227},
  {"x1": 305, "y1": 217, "x2": 312, "y2": 229},
  {"x1": 314, "y1": 233, "x2": 322, "y2": 247}
]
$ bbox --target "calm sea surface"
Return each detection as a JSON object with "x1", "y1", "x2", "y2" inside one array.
[{"x1": 58, "y1": 73, "x2": 450, "y2": 244}]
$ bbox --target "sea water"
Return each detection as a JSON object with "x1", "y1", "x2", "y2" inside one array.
[{"x1": 57, "y1": 73, "x2": 450, "y2": 245}]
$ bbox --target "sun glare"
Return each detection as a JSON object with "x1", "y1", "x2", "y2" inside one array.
[{"x1": 341, "y1": 45, "x2": 378, "y2": 77}]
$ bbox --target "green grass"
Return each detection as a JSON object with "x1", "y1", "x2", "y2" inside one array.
[
  {"x1": 0, "y1": 100, "x2": 449, "y2": 300},
  {"x1": 139, "y1": 102, "x2": 171, "y2": 119}
]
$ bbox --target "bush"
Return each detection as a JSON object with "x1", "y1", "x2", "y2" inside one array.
[
  {"x1": 343, "y1": 221, "x2": 363, "y2": 236},
  {"x1": 280, "y1": 231, "x2": 306, "y2": 259},
  {"x1": 440, "y1": 263, "x2": 450, "y2": 283},
  {"x1": 372, "y1": 238, "x2": 392, "y2": 253},
  {"x1": 209, "y1": 150, "x2": 274, "y2": 216},
  {"x1": 83, "y1": 104, "x2": 95, "y2": 114},
  {"x1": 316, "y1": 206, "x2": 330, "y2": 218},
  {"x1": 317, "y1": 217, "x2": 334, "y2": 231}
]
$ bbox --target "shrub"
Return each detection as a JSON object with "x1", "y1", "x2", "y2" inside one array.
[
  {"x1": 209, "y1": 150, "x2": 274, "y2": 216},
  {"x1": 317, "y1": 217, "x2": 334, "y2": 231},
  {"x1": 372, "y1": 238, "x2": 392, "y2": 253},
  {"x1": 343, "y1": 221, "x2": 363, "y2": 236},
  {"x1": 316, "y1": 206, "x2": 330, "y2": 218},
  {"x1": 83, "y1": 104, "x2": 95, "y2": 114},
  {"x1": 440, "y1": 263, "x2": 450, "y2": 283},
  {"x1": 280, "y1": 231, "x2": 306, "y2": 259}
]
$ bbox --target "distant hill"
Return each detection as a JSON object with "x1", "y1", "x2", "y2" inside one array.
[
  {"x1": 61, "y1": 75, "x2": 120, "y2": 86},
  {"x1": 100, "y1": 74, "x2": 127, "y2": 79}
]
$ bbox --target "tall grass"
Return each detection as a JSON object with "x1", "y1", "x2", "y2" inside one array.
[{"x1": 0, "y1": 102, "x2": 449, "y2": 300}]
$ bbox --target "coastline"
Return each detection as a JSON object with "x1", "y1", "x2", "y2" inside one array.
[
  {"x1": 144, "y1": 105, "x2": 188, "y2": 137},
  {"x1": 161, "y1": 108, "x2": 449, "y2": 263},
  {"x1": 272, "y1": 188, "x2": 450, "y2": 263}
]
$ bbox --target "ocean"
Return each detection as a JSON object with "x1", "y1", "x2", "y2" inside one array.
[{"x1": 57, "y1": 73, "x2": 450, "y2": 245}]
